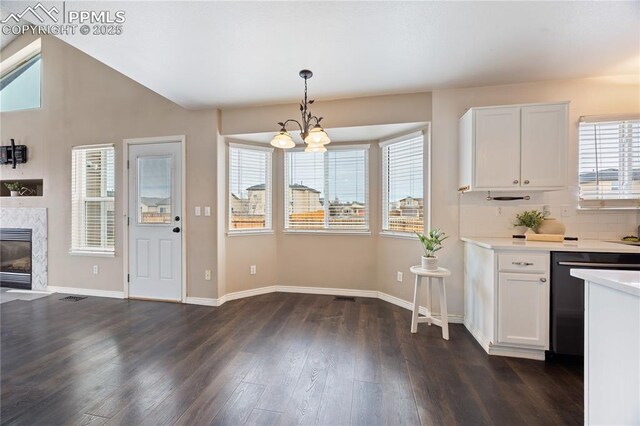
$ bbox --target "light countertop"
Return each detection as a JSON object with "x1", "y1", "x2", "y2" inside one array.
[
  {"x1": 461, "y1": 236, "x2": 640, "y2": 253},
  {"x1": 570, "y1": 269, "x2": 640, "y2": 297}
]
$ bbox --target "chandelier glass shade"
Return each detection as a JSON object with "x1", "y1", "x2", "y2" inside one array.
[
  {"x1": 270, "y1": 69, "x2": 331, "y2": 150},
  {"x1": 271, "y1": 129, "x2": 296, "y2": 149},
  {"x1": 304, "y1": 143, "x2": 327, "y2": 153}
]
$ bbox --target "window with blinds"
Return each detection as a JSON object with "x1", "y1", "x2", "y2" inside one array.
[
  {"x1": 285, "y1": 146, "x2": 369, "y2": 231},
  {"x1": 578, "y1": 118, "x2": 640, "y2": 203},
  {"x1": 381, "y1": 132, "x2": 424, "y2": 233},
  {"x1": 228, "y1": 144, "x2": 273, "y2": 231},
  {"x1": 71, "y1": 145, "x2": 115, "y2": 253}
]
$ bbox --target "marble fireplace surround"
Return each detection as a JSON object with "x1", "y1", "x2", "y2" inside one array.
[{"x1": 0, "y1": 208, "x2": 47, "y2": 290}]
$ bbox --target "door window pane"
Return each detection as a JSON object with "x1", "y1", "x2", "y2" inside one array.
[{"x1": 138, "y1": 156, "x2": 172, "y2": 224}]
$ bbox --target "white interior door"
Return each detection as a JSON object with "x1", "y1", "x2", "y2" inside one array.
[{"x1": 128, "y1": 142, "x2": 182, "y2": 301}]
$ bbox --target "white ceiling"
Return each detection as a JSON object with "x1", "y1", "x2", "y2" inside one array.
[{"x1": 2, "y1": 1, "x2": 639, "y2": 109}]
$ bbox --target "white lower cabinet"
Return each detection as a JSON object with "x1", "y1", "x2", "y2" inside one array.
[
  {"x1": 463, "y1": 242, "x2": 550, "y2": 360},
  {"x1": 497, "y1": 272, "x2": 549, "y2": 348}
]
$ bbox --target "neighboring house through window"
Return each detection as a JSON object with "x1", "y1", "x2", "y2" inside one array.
[
  {"x1": 284, "y1": 145, "x2": 369, "y2": 231},
  {"x1": 381, "y1": 131, "x2": 426, "y2": 234},
  {"x1": 71, "y1": 144, "x2": 115, "y2": 254},
  {"x1": 228, "y1": 143, "x2": 273, "y2": 232},
  {"x1": 578, "y1": 116, "x2": 639, "y2": 208}
]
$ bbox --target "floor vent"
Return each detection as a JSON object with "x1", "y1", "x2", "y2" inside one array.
[
  {"x1": 60, "y1": 296, "x2": 87, "y2": 302},
  {"x1": 334, "y1": 296, "x2": 356, "y2": 302}
]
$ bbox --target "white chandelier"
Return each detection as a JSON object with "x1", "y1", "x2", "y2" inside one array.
[{"x1": 270, "y1": 69, "x2": 331, "y2": 152}]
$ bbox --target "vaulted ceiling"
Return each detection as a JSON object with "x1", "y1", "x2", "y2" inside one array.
[{"x1": 2, "y1": 1, "x2": 639, "y2": 109}]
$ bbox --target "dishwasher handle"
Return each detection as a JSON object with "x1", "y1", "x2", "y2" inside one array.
[{"x1": 558, "y1": 261, "x2": 640, "y2": 268}]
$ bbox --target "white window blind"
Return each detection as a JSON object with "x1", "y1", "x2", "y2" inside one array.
[
  {"x1": 228, "y1": 144, "x2": 273, "y2": 231},
  {"x1": 381, "y1": 132, "x2": 424, "y2": 233},
  {"x1": 285, "y1": 146, "x2": 369, "y2": 231},
  {"x1": 579, "y1": 119, "x2": 640, "y2": 201},
  {"x1": 71, "y1": 145, "x2": 115, "y2": 253}
]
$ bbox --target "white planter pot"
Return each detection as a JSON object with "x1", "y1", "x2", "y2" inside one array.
[
  {"x1": 421, "y1": 256, "x2": 438, "y2": 271},
  {"x1": 10, "y1": 191, "x2": 19, "y2": 197}
]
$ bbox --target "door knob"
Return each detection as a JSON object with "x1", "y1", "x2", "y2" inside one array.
[
  {"x1": 513, "y1": 179, "x2": 519, "y2": 184},
  {"x1": 172, "y1": 227, "x2": 181, "y2": 233},
  {"x1": 524, "y1": 180, "x2": 530, "y2": 185},
  {"x1": 540, "y1": 277, "x2": 547, "y2": 283},
  {"x1": 174, "y1": 216, "x2": 180, "y2": 221}
]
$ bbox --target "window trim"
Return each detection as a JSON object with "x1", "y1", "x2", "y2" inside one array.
[
  {"x1": 0, "y1": 38, "x2": 42, "y2": 112},
  {"x1": 379, "y1": 126, "x2": 431, "y2": 238},
  {"x1": 70, "y1": 143, "x2": 116, "y2": 255},
  {"x1": 284, "y1": 144, "x2": 370, "y2": 233},
  {"x1": 227, "y1": 142, "x2": 274, "y2": 235},
  {"x1": 578, "y1": 115, "x2": 640, "y2": 210}
]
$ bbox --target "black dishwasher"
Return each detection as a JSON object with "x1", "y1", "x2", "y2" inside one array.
[{"x1": 550, "y1": 251, "x2": 640, "y2": 356}]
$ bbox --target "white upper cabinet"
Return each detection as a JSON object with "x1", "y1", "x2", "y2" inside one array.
[
  {"x1": 520, "y1": 104, "x2": 568, "y2": 188},
  {"x1": 459, "y1": 102, "x2": 568, "y2": 192}
]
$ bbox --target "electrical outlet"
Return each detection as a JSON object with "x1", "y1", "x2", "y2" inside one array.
[
  {"x1": 250, "y1": 265, "x2": 256, "y2": 275},
  {"x1": 496, "y1": 207, "x2": 503, "y2": 217},
  {"x1": 204, "y1": 206, "x2": 211, "y2": 217},
  {"x1": 397, "y1": 271, "x2": 403, "y2": 282},
  {"x1": 205, "y1": 269, "x2": 211, "y2": 280},
  {"x1": 92, "y1": 265, "x2": 99, "y2": 275},
  {"x1": 195, "y1": 206, "x2": 201, "y2": 216}
]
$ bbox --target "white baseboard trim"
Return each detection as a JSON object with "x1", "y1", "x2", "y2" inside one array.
[
  {"x1": 48, "y1": 286, "x2": 125, "y2": 299},
  {"x1": 464, "y1": 319, "x2": 545, "y2": 361},
  {"x1": 183, "y1": 285, "x2": 463, "y2": 323},
  {"x1": 276, "y1": 285, "x2": 379, "y2": 299},
  {"x1": 185, "y1": 296, "x2": 218, "y2": 307},
  {"x1": 464, "y1": 319, "x2": 492, "y2": 353},
  {"x1": 487, "y1": 345, "x2": 546, "y2": 361}
]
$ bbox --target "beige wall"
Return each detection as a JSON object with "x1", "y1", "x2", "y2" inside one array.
[
  {"x1": 220, "y1": 92, "x2": 432, "y2": 299},
  {"x1": 221, "y1": 92, "x2": 432, "y2": 136},
  {"x1": 419, "y1": 75, "x2": 640, "y2": 317},
  {"x1": 0, "y1": 35, "x2": 218, "y2": 298},
  {"x1": 3, "y1": 34, "x2": 636, "y2": 317},
  {"x1": 221, "y1": 75, "x2": 640, "y2": 320}
]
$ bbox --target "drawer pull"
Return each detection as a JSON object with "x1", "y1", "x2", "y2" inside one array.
[
  {"x1": 512, "y1": 261, "x2": 534, "y2": 266},
  {"x1": 540, "y1": 277, "x2": 547, "y2": 283}
]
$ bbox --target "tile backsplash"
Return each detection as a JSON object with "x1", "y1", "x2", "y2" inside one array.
[{"x1": 459, "y1": 191, "x2": 639, "y2": 240}]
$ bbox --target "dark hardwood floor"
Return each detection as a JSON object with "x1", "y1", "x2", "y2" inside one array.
[{"x1": 0, "y1": 292, "x2": 583, "y2": 425}]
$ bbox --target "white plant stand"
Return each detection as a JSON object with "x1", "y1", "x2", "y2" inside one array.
[{"x1": 409, "y1": 266, "x2": 451, "y2": 340}]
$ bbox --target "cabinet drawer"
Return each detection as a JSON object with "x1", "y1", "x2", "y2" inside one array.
[{"x1": 498, "y1": 253, "x2": 548, "y2": 273}]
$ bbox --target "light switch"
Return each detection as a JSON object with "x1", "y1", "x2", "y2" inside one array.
[
  {"x1": 195, "y1": 206, "x2": 201, "y2": 216},
  {"x1": 204, "y1": 206, "x2": 211, "y2": 217}
]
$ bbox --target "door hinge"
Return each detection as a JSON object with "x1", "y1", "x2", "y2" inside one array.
[
  {"x1": 127, "y1": 160, "x2": 130, "y2": 169},
  {"x1": 127, "y1": 274, "x2": 130, "y2": 283},
  {"x1": 127, "y1": 216, "x2": 130, "y2": 226}
]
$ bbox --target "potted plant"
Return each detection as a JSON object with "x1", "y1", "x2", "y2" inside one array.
[
  {"x1": 416, "y1": 228, "x2": 447, "y2": 271},
  {"x1": 4, "y1": 182, "x2": 21, "y2": 197},
  {"x1": 513, "y1": 210, "x2": 548, "y2": 234}
]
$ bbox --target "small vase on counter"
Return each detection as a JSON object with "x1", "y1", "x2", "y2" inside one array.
[
  {"x1": 537, "y1": 217, "x2": 566, "y2": 235},
  {"x1": 10, "y1": 191, "x2": 18, "y2": 197}
]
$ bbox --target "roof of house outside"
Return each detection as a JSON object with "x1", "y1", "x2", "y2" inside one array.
[
  {"x1": 140, "y1": 197, "x2": 170, "y2": 207},
  {"x1": 579, "y1": 168, "x2": 640, "y2": 183},
  {"x1": 246, "y1": 183, "x2": 321, "y2": 193}
]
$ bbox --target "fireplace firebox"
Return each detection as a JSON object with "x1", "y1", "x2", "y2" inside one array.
[{"x1": 0, "y1": 228, "x2": 32, "y2": 289}]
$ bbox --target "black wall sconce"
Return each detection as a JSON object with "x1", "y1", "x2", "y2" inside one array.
[{"x1": 0, "y1": 139, "x2": 28, "y2": 169}]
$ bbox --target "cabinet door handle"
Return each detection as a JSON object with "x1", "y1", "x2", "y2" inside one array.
[
  {"x1": 512, "y1": 261, "x2": 534, "y2": 266},
  {"x1": 523, "y1": 180, "x2": 530, "y2": 184},
  {"x1": 513, "y1": 179, "x2": 519, "y2": 184},
  {"x1": 540, "y1": 277, "x2": 547, "y2": 283}
]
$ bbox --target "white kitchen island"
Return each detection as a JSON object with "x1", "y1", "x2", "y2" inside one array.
[{"x1": 570, "y1": 269, "x2": 640, "y2": 426}]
